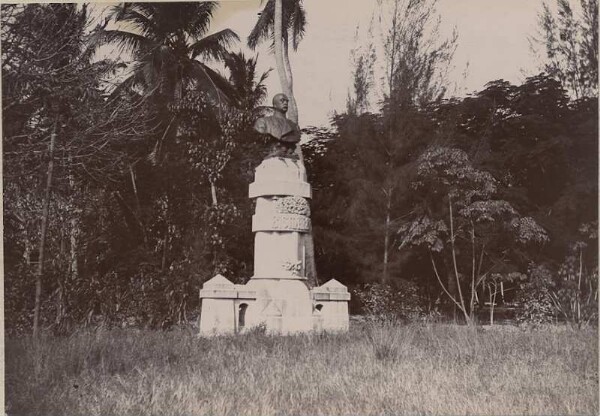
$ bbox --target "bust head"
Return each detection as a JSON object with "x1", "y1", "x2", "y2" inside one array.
[{"x1": 272, "y1": 93, "x2": 289, "y2": 114}]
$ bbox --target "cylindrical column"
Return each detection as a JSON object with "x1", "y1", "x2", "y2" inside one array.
[{"x1": 249, "y1": 158, "x2": 311, "y2": 280}]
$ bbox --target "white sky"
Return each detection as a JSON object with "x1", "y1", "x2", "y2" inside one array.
[
  {"x1": 210, "y1": 0, "x2": 544, "y2": 127},
  {"x1": 91, "y1": 0, "x2": 545, "y2": 127}
]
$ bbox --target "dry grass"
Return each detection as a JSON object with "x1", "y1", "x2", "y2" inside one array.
[{"x1": 5, "y1": 322, "x2": 598, "y2": 416}]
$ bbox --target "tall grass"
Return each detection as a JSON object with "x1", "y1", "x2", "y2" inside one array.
[{"x1": 5, "y1": 323, "x2": 598, "y2": 416}]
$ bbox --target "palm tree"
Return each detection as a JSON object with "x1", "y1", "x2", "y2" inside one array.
[
  {"x1": 96, "y1": 2, "x2": 239, "y2": 162},
  {"x1": 224, "y1": 51, "x2": 271, "y2": 112},
  {"x1": 248, "y1": 0, "x2": 318, "y2": 285},
  {"x1": 248, "y1": 0, "x2": 306, "y2": 123},
  {"x1": 98, "y1": 2, "x2": 238, "y2": 105}
]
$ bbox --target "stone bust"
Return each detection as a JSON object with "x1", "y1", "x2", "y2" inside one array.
[{"x1": 254, "y1": 93, "x2": 301, "y2": 158}]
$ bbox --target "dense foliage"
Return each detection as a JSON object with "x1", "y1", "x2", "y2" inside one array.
[
  {"x1": 2, "y1": 3, "x2": 265, "y2": 334},
  {"x1": 2, "y1": 1, "x2": 598, "y2": 333},
  {"x1": 306, "y1": 74, "x2": 598, "y2": 323}
]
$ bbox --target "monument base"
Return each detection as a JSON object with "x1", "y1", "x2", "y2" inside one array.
[
  {"x1": 198, "y1": 274, "x2": 350, "y2": 336},
  {"x1": 198, "y1": 156, "x2": 350, "y2": 336}
]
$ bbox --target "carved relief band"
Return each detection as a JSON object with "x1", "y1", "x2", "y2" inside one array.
[
  {"x1": 274, "y1": 196, "x2": 311, "y2": 216},
  {"x1": 252, "y1": 213, "x2": 311, "y2": 232}
]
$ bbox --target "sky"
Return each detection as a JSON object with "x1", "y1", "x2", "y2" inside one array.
[
  {"x1": 91, "y1": 0, "x2": 546, "y2": 128},
  {"x1": 209, "y1": 0, "x2": 544, "y2": 127}
]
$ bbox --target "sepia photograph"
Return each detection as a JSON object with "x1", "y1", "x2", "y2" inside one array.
[{"x1": 2, "y1": 0, "x2": 598, "y2": 414}]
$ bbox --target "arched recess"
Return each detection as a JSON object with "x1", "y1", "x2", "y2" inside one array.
[{"x1": 238, "y1": 303, "x2": 249, "y2": 329}]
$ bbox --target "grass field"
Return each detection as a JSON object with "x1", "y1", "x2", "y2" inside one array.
[{"x1": 5, "y1": 322, "x2": 598, "y2": 416}]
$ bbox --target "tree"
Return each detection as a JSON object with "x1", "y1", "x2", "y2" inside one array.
[
  {"x1": 2, "y1": 3, "x2": 154, "y2": 335},
  {"x1": 224, "y1": 51, "x2": 271, "y2": 112},
  {"x1": 373, "y1": 0, "x2": 458, "y2": 107},
  {"x1": 534, "y1": 0, "x2": 598, "y2": 98},
  {"x1": 248, "y1": 0, "x2": 321, "y2": 284},
  {"x1": 306, "y1": 0, "x2": 458, "y2": 288},
  {"x1": 99, "y1": 2, "x2": 238, "y2": 104},
  {"x1": 549, "y1": 233, "x2": 598, "y2": 327},
  {"x1": 347, "y1": 28, "x2": 377, "y2": 115},
  {"x1": 248, "y1": 0, "x2": 306, "y2": 124},
  {"x1": 405, "y1": 74, "x2": 597, "y2": 323},
  {"x1": 3, "y1": 4, "x2": 96, "y2": 337},
  {"x1": 359, "y1": 0, "x2": 457, "y2": 284},
  {"x1": 97, "y1": 2, "x2": 239, "y2": 164},
  {"x1": 399, "y1": 147, "x2": 548, "y2": 324}
]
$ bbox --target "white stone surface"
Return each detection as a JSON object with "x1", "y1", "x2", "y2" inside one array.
[
  {"x1": 253, "y1": 231, "x2": 305, "y2": 278},
  {"x1": 244, "y1": 279, "x2": 314, "y2": 334},
  {"x1": 249, "y1": 158, "x2": 311, "y2": 198},
  {"x1": 199, "y1": 298, "x2": 236, "y2": 336},
  {"x1": 318, "y1": 300, "x2": 350, "y2": 332},
  {"x1": 254, "y1": 157, "x2": 308, "y2": 182},
  {"x1": 249, "y1": 180, "x2": 311, "y2": 198},
  {"x1": 311, "y1": 279, "x2": 351, "y2": 332},
  {"x1": 199, "y1": 158, "x2": 350, "y2": 336}
]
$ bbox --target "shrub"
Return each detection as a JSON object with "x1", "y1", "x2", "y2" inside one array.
[
  {"x1": 516, "y1": 263, "x2": 556, "y2": 325},
  {"x1": 549, "y1": 246, "x2": 598, "y2": 328},
  {"x1": 353, "y1": 280, "x2": 425, "y2": 322}
]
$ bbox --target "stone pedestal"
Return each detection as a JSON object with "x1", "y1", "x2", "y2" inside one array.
[{"x1": 199, "y1": 157, "x2": 350, "y2": 336}]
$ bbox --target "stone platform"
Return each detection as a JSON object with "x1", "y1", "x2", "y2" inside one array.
[{"x1": 199, "y1": 157, "x2": 350, "y2": 336}]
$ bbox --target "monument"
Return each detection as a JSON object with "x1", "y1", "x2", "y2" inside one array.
[{"x1": 199, "y1": 94, "x2": 350, "y2": 336}]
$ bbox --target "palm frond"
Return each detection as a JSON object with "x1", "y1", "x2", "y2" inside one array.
[
  {"x1": 248, "y1": 0, "x2": 306, "y2": 50},
  {"x1": 97, "y1": 29, "x2": 153, "y2": 56},
  {"x1": 127, "y1": 3, "x2": 159, "y2": 26},
  {"x1": 188, "y1": 61, "x2": 235, "y2": 104},
  {"x1": 113, "y1": 6, "x2": 157, "y2": 39},
  {"x1": 108, "y1": 68, "x2": 151, "y2": 99},
  {"x1": 190, "y1": 29, "x2": 239, "y2": 61},
  {"x1": 289, "y1": 0, "x2": 306, "y2": 50},
  {"x1": 248, "y1": 0, "x2": 274, "y2": 50},
  {"x1": 184, "y1": 2, "x2": 219, "y2": 39}
]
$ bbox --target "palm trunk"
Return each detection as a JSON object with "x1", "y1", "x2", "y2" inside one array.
[
  {"x1": 33, "y1": 117, "x2": 58, "y2": 337},
  {"x1": 283, "y1": 36, "x2": 298, "y2": 124},
  {"x1": 273, "y1": 0, "x2": 318, "y2": 285},
  {"x1": 274, "y1": 0, "x2": 288, "y2": 101}
]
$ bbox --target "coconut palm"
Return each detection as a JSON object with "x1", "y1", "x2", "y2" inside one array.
[
  {"x1": 248, "y1": 0, "x2": 306, "y2": 123},
  {"x1": 98, "y1": 2, "x2": 239, "y2": 106},
  {"x1": 96, "y1": 2, "x2": 239, "y2": 163},
  {"x1": 248, "y1": 0, "x2": 317, "y2": 284},
  {"x1": 224, "y1": 51, "x2": 271, "y2": 112}
]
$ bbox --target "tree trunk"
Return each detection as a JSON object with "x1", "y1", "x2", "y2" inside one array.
[
  {"x1": 55, "y1": 231, "x2": 66, "y2": 327},
  {"x1": 283, "y1": 36, "x2": 299, "y2": 124},
  {"x1": 273, "y1": 0, "x2": 288, "y2": 103},
  {"x1": 447, "y1": 269, "x2": 457, "y2": 320},
  {"x1": 33, "y1": 117, "x2": 58, "y2": 338},
  {"x1": 69, "y1": 156, "x2": 78, "y2": 281},
  {"x1": 273, "y1": 0, "x2": 318, "y2": 285},
  {"x1": 129, "y1": 164, "x2": 148, "y2": 247},
  {"x1": 210, "y1": 179, "x2": 218, "y2": 206},
  {"x1": 382, "y1": 188, "x2": 392, "y2": 284},
  {"x1": 161, "y1": 196, "x2": 169, "y2": 272}
]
